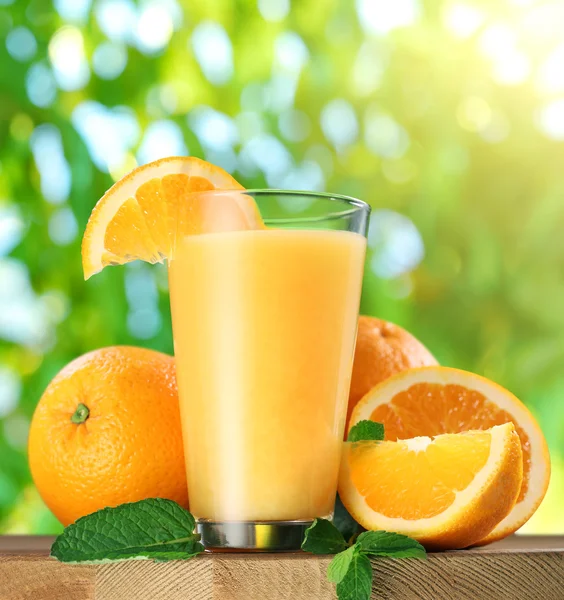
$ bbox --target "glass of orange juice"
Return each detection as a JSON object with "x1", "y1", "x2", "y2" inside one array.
[{"x1": 168, "y1": 190, "x2": 370, "y2": 551}]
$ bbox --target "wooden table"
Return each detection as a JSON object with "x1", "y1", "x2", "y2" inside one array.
[{"x1": 0, "y1": 535, "x2": 562, "y2": 600}]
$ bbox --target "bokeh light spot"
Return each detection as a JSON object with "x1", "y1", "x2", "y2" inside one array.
[
  {"x1": 203, "y1": 148, "x2": 237, "y2": 174},
  {"x1": 54, "y1": 0, "x2": 92, "y2": 23},
  {"x1": 320, "y1": 99, "x2": 358, "y2": 149},
  {"x1": 443, "y1": 3, "x2": 485, "y2": 39},
  {"x1": 3, "y1": 414, "x2": 29, "y2": 450},
  {"x1": 41, "y1": 290, "x2": 70, "y2": 323},
  {"x1": 266, "y1": 73, "x2": 298, "y2": 113},
  {"x1": 537, "y1": 44, "x2": 564, "y2": 94},
  {"x1": 478, "y1": 22, "x2": 531, "y2": 85},
  {"x1": 25, "y1": 62, "x2": 57, "y2": 108},
  {"x1": 188, "y1": 107, "x2": 238, "y2": 151},
  {"x1": 356, "y1": 0, "x2": 420, "y2": 34},
  {"x1": 492, "y1": 51, "x2": 531, "y2": 86},
  {"x1": 30, "y1": 124, "x2": 71, "y2": 204},
  {"x1": 0, "y1": 366, "x2": 21, "y2": 418},
  {"x1": 537, "y1": 99, "x2": 564, "y2": 140},
  {"x1": 0, "y1": 206, "x2": 24, "y2": 257},
  {"x1": 48, "y1": 26, "x2": 90, "y2": 91},
  {"x1": 108, "y1": 152, "x2": 137, "y2": 182},
  {"x1": 278, "y1": 160, "x2": 325, "y2": 192},
  {"x1": 191, "y1": 21, "x2": 233, "y2": 85},
  {"x1": 9, "y1": 113, "x2": 34, "y2": 142},
  {"x1": 125, "y1": 263, "x2": 158, "y2": 308},
  {"x1": 48, "y1": 207, "x2": 78, "y2": 246},
  {"x1": 6, "y1": 26, "x2": 37, "y2": 62},
  {"x1": 238, "y1": 134, "x2": 293, "y2": 185},
  {"x1": 353, "y1": 42, "x2": 388, "y2": 97},
  {"x1": 240, "y1": 83, "x2": 267, "y2": 112},
  {"x1": 137, "y1": 120, "x2": 187, "y2": 165},
  {"x1": 125, "y1": 264, "x2": 161, "y2": 339},
  {"x1": 72, "y1": 102, "x2": 140, "y2": 172},
  {"x1": 0, "y1": 259, "x2": 51, "y2": 348},
  {"x1": 95, "y1": 0, "x2": 136, "y2": 42},
  {"x1": 274, "y1": 32, "x2": 309, "y2": 73},
  {"x1": 92, "y1": 41, "x2": 128, "y2": 80},
  {"x1": 365, "y1": 109, "x2": 410, "y2": 159},
  {"x1": 258, "y1": 0, "x2": 289, "y2": 22},
  {"x1": 479, "y1": 23, "x2": 516, "y2": 59},
  {"x1": 235, "y1": 111, "x2": 265, "y2": 143},
  {"x1": 369, "y1": 209, "x2": 424, "y2": 279},
  {"x1": 278, "y1": 109, "x2": 311, "y2": 143},
  {"x1": 146, "y1": 84, "x2": 178, "y2": 117},
  {"x1": 127, "y1": 309, "x2": 162, "y2": 339},
  {"x1": 135, "y1": 2, "x2": 174, "y2": 54}
]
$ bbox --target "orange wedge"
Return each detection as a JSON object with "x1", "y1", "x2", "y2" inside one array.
[
  {"x1": 339, "y1": 423, "x2": 523, "y2": 550},
  {"x1": 348, "y1": 366, "x2": 551, "y2": 545},
  {"x1": 82, "y1": 156, "x2": 263, "y2": 279}
]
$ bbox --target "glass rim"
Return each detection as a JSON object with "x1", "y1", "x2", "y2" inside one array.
[{"x1": 203, "y1": 188, "x2": 371, "y2": 225}]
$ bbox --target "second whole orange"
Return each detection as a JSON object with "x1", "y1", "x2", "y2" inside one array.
[
  {"x1": 28, "y1": 346, "x2": 188, "y2": 526},
  {"x1": 347, "y1": 316, "x2": 438, "y2": 430}
]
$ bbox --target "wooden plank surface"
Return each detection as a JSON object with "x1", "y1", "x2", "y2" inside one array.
[{"x1": 0, "y1": 536, "x2": 562, "y2": 600}]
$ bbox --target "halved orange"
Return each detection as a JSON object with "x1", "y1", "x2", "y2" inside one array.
[
  {"x1": 339, "y1": 423, "x2": 523, "y2": 550},
  {"x1": 82, "y1": 156, "x2": 263, "y2": 279},
  {"x1": 348, "y1": 366, "x2": 551, "y2": 544}
]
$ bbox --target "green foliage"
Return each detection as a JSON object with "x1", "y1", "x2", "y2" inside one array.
[
  {"x1": 51, "y1": 498, "x2": 203, "y2": 563},
  {"x1": 0, "y1": 0, "x2": 563, "y2": 533}
]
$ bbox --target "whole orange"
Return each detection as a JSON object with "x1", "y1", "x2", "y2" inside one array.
[
  {"x1": 28, "y1": 346, "x2": 188, "y2": 526},
  {"x1": 347, "y1": 316, "x2": 438, "y2": 430}
]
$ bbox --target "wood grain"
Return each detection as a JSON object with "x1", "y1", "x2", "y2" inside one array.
[
  {"x1": 0, "y1": 555, "x2": 94, "y2": 600},
  {"x1": 0, "y1": 536, "x2": 562, "y2": 600}
]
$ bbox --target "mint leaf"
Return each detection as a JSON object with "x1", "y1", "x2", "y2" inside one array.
[
  {"x1": 333, "y1": 494, "x2": 361, "y2": 542},
  {"x1": 356, "y1": 530, "x2": 426, "y2": 559},
  {"x1": 335, "y1": 552, "x2": 372, "y2": 600},
  {"x1": 347, "y1": 420, "x2": 384, "y2": 442},
  {"x1": 327, "y1": 544, "x2": 357, "y2": 584},
  {"x1": 301, "y1": 518, "x2": 348, "y2": 554},
  {"x1": 51, "y1": 498, "x2": 204, "y2": 563}
]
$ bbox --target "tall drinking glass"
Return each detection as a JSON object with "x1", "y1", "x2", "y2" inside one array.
[{"x1": 168, "y1": 190, "x2": 370, "y2": 551}]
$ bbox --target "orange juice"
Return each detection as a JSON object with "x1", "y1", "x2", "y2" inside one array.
[{"x1": 169, "y1": 228, "x2": 366, "y2": 522}]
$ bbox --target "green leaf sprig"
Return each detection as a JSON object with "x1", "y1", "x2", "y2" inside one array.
[
  {"x1": 347, "y1": 420, "x2": 385, "y2": 443},
  {"x1": 302, "y1": 519, "x2": 426, "y2": 600},
  {"x1": 301, "y1": 421, "x2": 427, "y2": 600},
  {"x1": 51, "y1": 498, "x2": 204, "y2": 563}
]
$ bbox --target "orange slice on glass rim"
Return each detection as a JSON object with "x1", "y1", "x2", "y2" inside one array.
[
  {"x1": 339, "y1": 423, "x2": 523, "y2": 550},
  {"x1": 348, "y1": 366, "x2": 551, "y2": 545},
  {"x1": 81, "y1": 156, "x2": 263, "y2": 279}
]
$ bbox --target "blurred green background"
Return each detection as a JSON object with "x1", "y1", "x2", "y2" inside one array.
[{"x1": 1, "y1": 0, "x2": 563, "y2": 534}]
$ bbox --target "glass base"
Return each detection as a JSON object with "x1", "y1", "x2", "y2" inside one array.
[{"x1": 197, "y1": 520, "x2": 313, "y2": 552}]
